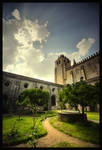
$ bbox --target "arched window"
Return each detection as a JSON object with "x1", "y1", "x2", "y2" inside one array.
[
  {"x1": 52, "y1": 88, "x2": 55, "y2": 92},
  {"x1": 24, "y1": 83, "x2": 28, "y2": 88},
  {"x1": 51, "y1": 95, "x2": 56, "y2": 106},
  {"x1": 4, "y1": 80, "x2": 10, "y2": 87},
  {"x1": 40, "y1": 86, "x2": 43, "y2": 89}
]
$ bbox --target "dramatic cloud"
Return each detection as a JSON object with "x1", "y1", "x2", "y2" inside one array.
[
  {"x1": 76, "y1": 38, "x2": 95, "y2": 56},
  {"x1": 3, "y1": 9, "x2": 95, "y2": 82},
  {"x1": 12, "y1": 9, "x2": 21, "y2": 20},
  {"x1": 3, "y1": 9, "x2": 51, "y2": 81},
  {"x1": 3, "y1": 18, "x2": 21, "y2": 69}
]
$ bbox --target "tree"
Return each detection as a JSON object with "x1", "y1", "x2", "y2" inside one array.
[
  {"x1": 88, "y1": 82, "x2": 100, "y2": 111},
  {"x1": 17, "y1": 88, "x2": 50, "y2": 147},
  {"x1": 58, "y1": 79, "x2": 99, "y2": 115},
  {"x1": 58, "y1": 85, "x2": 71, "y2": 110},
  {"x1": 17, "y1": 88, "x2": 50, "y2": 114}
]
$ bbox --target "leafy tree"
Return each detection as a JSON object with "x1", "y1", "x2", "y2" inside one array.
[
  {"x1": 88, "y1": 82, "x2": 100, "y2": 111},
  {"x1": 58, "y1": 79, "x2": 99, "y2": 115},
  {"x1": 58, "y1": 86, "x2": 70, "y2": 111},
  {"x1": 17, "y1": 88, "x2": 50, "y2": 147},
  {"x1": 17, "y1": 88, "x2": 50, "y2": 114}
]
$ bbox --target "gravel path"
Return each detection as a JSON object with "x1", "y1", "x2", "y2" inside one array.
[
  {"x1": 36, "y1": 117, "x2": 99, "y2": 148},
  {"x1": 10, "y1": 117, "x2": 99, "y2": 148}
]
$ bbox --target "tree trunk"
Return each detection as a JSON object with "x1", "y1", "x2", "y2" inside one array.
[{"x1": 82, "y1": 106, "x2": 84, "y2": 115}]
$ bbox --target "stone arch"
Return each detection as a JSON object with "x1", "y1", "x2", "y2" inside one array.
[{"x1": 51, "y1": 95, "x2": 56, "y2": 106}]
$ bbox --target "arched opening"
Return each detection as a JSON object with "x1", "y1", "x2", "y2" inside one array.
[{"x1": 51, "y1": 95, "x2": 56, "y2": 106}]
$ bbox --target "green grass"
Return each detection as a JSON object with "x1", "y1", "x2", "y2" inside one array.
[
  {"x1": 3, "y1": 110, "x2": 99, "y2": 146},
  {"x1": 50, "y1": 116, "x2": 99, "y2": 144},
  {"x1": 86, "y1": 112, "x2": 99, "y2": 121},
  {"x1": 50, "y1": 141, "x2": 85, "y2": 148},
  {"x1": 2, "y1": 110, "x2": 59, "y2": 146},
  {"x1": 3, "y1": 116, "x2": 47, "y2": 146}
]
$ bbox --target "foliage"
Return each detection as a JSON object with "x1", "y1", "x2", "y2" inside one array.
[
  {"x1": 58, "y1": 80, "x2": 99, "y2": 115},
  {"x1": 58, "y1": 87, "x2": 69, "y2": 110},
  {"x1": 27, "y1": 116, "x2": 45, "y2": 148},
  {"x1": 16, "y1": 89, "x2": 50, "y2": 147},
  {"x1": 88, "y1": 82, "x2": 100, "y2": 109},
  {"x1": 50, "y1": 116, "x2": 99, "y2": 144},
  {"x1": 7, "y1": 121, "x2": 19, "y2": 138},
  {"x1": 17, "y1": 88, "x2": 50, "y2": 113}
]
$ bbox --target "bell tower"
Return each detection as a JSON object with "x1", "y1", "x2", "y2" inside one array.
[{"x1": 55, "y1": 55, "x2": 71, "y2": 85}]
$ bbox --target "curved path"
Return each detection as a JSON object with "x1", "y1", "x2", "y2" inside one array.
[
  {"x1": 36, "y1": 117, "x2": 99, "y2": 147},
  {"x1": 11, "y1": 117, "x2": 99, "y2": 148}
]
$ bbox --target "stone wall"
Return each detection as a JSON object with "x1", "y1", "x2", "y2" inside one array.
[{"x1": 3, "y1": 71, "x2": 64, "y2": 112}]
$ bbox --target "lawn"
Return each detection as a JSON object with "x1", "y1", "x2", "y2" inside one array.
[
  {"x1": 86, "y1": 112, "x2": 99, "y2": 121},
  {"x1": 50, "y1": 116, "x2": 99, "y2": 144},
  {"x1": 3, "y1": 110, "x2": 99, "y2": 146},
  {"x1": 2, "y1": 110, "x2": 58, "y2": 146},
  {"x1": 2, "y1": 116, "x2": 47, "y2": 146},
  {"x1": 49, "y1": 141, "x2": 84, "y2": 148}
]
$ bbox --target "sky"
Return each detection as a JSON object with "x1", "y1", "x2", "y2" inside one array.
[{"x1": 3, "y1": 2, "x2": 99, "y2": 82}]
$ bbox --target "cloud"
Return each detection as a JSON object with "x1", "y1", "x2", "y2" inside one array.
[
  {"x1": 3, "y1": 18, "x2": 20, "y2": 69},
  {"x1": 12, "y1": 9, "x2": 21, "y2": 20},
  {"x1": 76, "y1": 38, "x2": 95, "y2": 56},
  {"x1": 3, "y1": 9, "x2": 95, "y2": 83},
  {"x1": 3, "y1": 9, "x2": 51, "y2": 81}
]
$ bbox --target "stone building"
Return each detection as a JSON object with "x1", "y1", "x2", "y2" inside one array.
[
  {"x1": 3, "y1": 71, "x2": 63, "y2": 112},
  {"x1": 55, "y1": 51, "x2": 100, "y2": 111},
  {"x1": 3, "y1": 51, "x2": 100, "y2": 112},
  {"x1": 55, "y1": 51, "x2": 100, "y2": 85}
]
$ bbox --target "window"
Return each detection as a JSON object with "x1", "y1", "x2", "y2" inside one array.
[
  {"x1": 51, "y1": 95, "x2": 56, "y2": 106},
  {"x1": 40, "y1": 86, "x2": 43, "y2": 89},
  {"x1": 80, "y1": 76, "x2": 83, "y2": 81},
  {"x1": 4, "y1": 80, "x2": 10, "y2": 87},
  {"x1": 52, "y1": 88, "x2": 55, "y2": 92},
  {"x1": 24, "y1": 83, "x2": 28, "y2": 88}
]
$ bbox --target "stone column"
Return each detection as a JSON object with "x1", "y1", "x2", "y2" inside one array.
[{"x1": 70, "y1": 71, "x2": 74, "y2": 83}]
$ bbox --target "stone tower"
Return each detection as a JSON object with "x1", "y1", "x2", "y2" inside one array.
[{"x1": 55, "y1": 55, "x2": 71, "y2": 84}]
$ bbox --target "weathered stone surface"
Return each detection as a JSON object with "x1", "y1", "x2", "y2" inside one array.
[
  {"x1": 55, "y1": 52, "x2": 100, "y2": 85},
  {"x1": 3, "y1": 71, "x2": 64, "y2": 112},
  {"x1": 58, "y1": 111, "x2": 87, "y2": 123}
]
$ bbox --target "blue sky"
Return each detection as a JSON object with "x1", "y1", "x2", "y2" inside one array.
[{"x1": 3, "y1": 2, "x2": 99, "y2": 82}]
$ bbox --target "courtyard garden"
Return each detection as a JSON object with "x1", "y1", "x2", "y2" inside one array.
[
  {"x1": 2, "y1": 80, "x2": 100, "y2": 147},
  {"x1": 3, "y1": 110, "x2": 99, "y2": 147},
  {"x1": 2, "y1": 110, "x2": 57, "y2": 147},
  {"x1": 49, "y1": 114, "x2": 99, "y2": 145}
]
